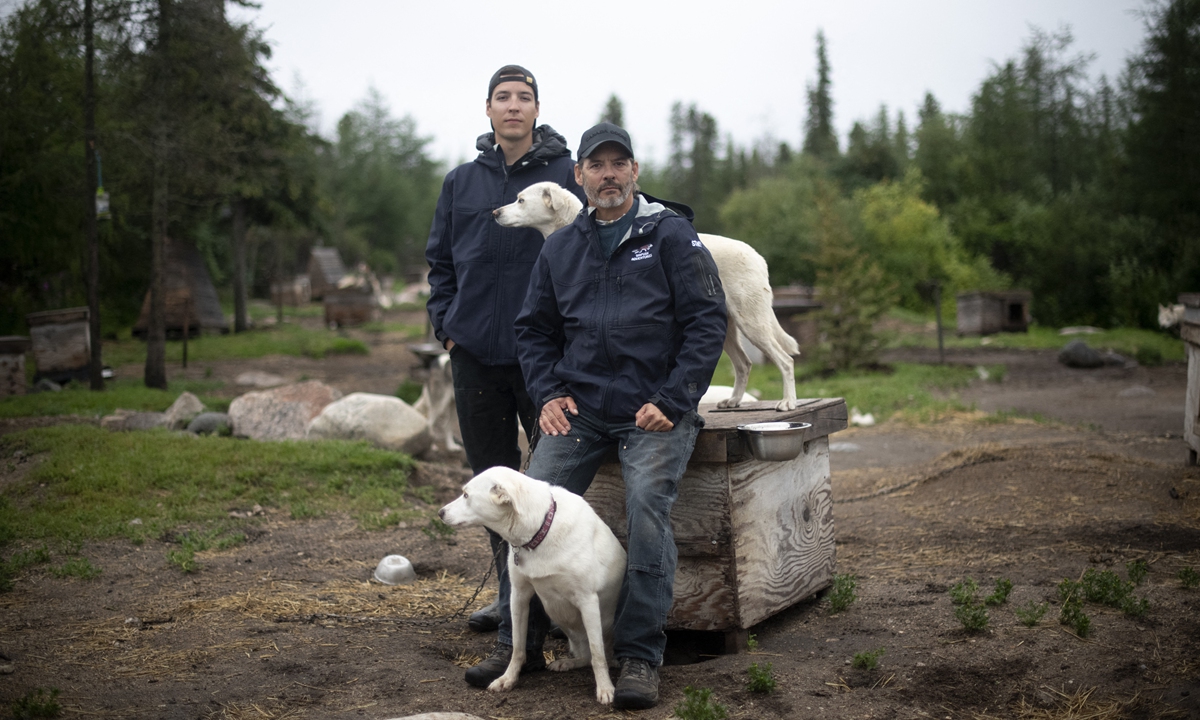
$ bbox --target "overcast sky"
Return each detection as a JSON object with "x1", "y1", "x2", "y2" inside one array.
[{"x1": 233, "y1": 0, "x2": 1147, "y2": 167}]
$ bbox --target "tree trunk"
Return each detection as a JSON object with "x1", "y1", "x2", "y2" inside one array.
[
  {"x1": 144, "y1": 133, "x2": 169, "y2": 389},
  {"x1": 84, "y1": 0, "x2": 103, "y2": 391},
  {"x1": 232, "y1": 196, "x2": 248, "y2": 332}
]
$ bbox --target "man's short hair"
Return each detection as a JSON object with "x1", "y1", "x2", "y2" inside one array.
[{"x1": 488, "y1": 65, "x2": 538, "y2": 101}]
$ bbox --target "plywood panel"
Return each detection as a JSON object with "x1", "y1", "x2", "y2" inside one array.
[
  {"x1": 667, "y1": 557, "x2": 737, "y2": 631},
  {"x1": 730, "y1": 436, "x2": 837, "y2": 628}
]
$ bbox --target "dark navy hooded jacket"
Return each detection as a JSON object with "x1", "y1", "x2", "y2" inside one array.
[
  {"x1": 425, "y1": 126, "x2": 583, "y2": 366},
  {"x1": 515, "y1": 193, "x2": 728, "y2": 425}
]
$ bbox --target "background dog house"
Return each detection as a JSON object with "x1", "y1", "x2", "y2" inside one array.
[
  {"x1": 133, "y1": 238, "x2": 229, "y2": 339},
  {"x1": 0, "y1": 336, "x2": 30, "y2": 396},
  {"x1": 308, "y1": 248, "x2": 347, "y2": 301},
  {"x1": 956, "y1": 290, "x2": 1031, "y2": 336},
  {"x1": 772, "y1": 284, "x2": 822, "y2": 351},
  {"x1": 583, "y1": 399, "x2": 846, "y2": 648},
  {"x1": 25, "y1": 307, "x2": 90, "y2": 383},
  {"x1": 1181, "y1": 293, "x2": 1200, "y2": 466}
]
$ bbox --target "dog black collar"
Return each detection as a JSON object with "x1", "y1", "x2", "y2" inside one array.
[{"x1": 521, "y1": 496, "x2": 557, "y2": 551}]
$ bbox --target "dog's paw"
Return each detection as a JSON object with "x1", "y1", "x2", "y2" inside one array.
[
  {"x1": 716, "y1": 397, "x2": 742, "y2": 409},
  {"x1": 774, "y1": 398, "x2": 797, "y2": 411},
  {"x1": 548, "y1": 657, "x2": 582, "y2": 672},
  {"x1": 488, "y1": 673, "x2": 518, "y2": 693},
  {"x1": 596, "y1": 680, "x2": 615, "y2": 705}
]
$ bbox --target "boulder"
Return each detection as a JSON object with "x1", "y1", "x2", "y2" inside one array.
[
  {"x1": 235, "y1": 370, "x2": 288, "y2": 388},
  {"x1": 1058, "y1": 340, "x2": 1104, "y2": 369},
  {"x1": 307, "y1": 392, "x2": 432, "y2": 456},
  {"x1": 101, "y1": 409, "x2": 168, "y2": 431},
  {"x1": 228, "y1": 380, "x2": 342, "y2": 441},
  {"x1": 187, "y1": 412, "x2": 231, "y2": 435},
  {"x1": 164, "y1": 391, "x2": 205, "y2": 430}
]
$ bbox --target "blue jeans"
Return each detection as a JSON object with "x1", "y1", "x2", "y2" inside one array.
[{"x1": 497, "y1": 406, "x2": 702, "y2": 665}]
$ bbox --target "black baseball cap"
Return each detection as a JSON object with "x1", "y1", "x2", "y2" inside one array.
[
  {"x1": 578, "y1": 122, "x2": 634, "y2": 161},
  {"x1": 488, "y1": 65, "x2": 538, "y2": 101}
]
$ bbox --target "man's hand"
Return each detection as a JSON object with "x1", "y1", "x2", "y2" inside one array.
[
  {"x1": 540, "y1": 396, "x2": 578, "y2": 436},
  {"x1": 444, "y1": 339, "x2": 456, "y2": 351},
  {"x1": 635, "y1": 403, "x2": 674, "y2": 432}
]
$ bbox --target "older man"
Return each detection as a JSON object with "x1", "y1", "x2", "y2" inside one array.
[
  {"x1": 426, "y1": 65, "x2": 583, "y2": 644},
  {"x1": 512, "y1": 122, "x2": 728, "y2": 709}
]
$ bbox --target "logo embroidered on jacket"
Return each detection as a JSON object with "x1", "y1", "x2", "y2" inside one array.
[
  {"x1": 692, "y1": 239, "x2": 703, "y2": 247},
  {"x1": 631, "y1": 244, "x2": 654, "y2": 262}
]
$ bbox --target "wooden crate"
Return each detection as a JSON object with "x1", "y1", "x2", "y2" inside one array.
[
  {"x1": 582, "y1": 398, "x2": 846, "y2": 635},
  {"x1": 25, "y1": 307, "x2": 90, "y2": 381},
  {"x1": 323, "y1": 288, "x2": 379, "y2": 328}
]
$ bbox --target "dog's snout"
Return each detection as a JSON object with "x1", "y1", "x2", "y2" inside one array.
[
  {"x1": 492, "y1": 207, "x2": 501, "y2": 217},
  {"x1": 437, "y1": 507, "x2": 446, "y2": 520}
]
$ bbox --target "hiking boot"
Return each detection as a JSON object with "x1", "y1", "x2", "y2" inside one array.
[
  {"x1": 467, "y1": 599, "x2": 502, "y2": 633},
  {"x1": 612, "y1": 657, "x2": 659, "y2": 710},
  {"x1": 464, "y1": 643, "x2": 546, "y2": 688}
]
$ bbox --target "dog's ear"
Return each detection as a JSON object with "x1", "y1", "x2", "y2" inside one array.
[
  {"x1": 489, "y1": 477, "x2": 513, "y2": 506},
  {"x1": 541, "y1": 186, "x2": 555, "y2": 210}
]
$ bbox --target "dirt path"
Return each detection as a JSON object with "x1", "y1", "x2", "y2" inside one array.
[{"x1": 1, "y1": 341, "x2": 1197, "y2": 719}]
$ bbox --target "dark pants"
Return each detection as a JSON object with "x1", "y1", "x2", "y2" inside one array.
[{"x1": 449, "y1": 345, "x2": 543, "y2": 645}]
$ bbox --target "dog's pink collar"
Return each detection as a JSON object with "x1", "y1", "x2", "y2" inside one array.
[{"x1": 521, "y1": 496, "x2": 557, "y2": 551}]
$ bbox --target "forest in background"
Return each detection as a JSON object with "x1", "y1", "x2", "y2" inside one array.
[{"x1": 2, "y1": 0, "x2": 1197, "y2": 344}]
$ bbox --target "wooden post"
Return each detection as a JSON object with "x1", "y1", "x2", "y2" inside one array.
[
  {"x1": 182, "y1": 296, "x2": 190, "y2": 369},
  {"x1": 933, "y1": 281, "x2": 944, "y2": 365}
]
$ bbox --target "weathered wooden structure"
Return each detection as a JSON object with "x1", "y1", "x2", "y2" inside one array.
[
  {"x1": 0, "y1": 336, "x2": 30, "y2": 397},
  {"x1": 772, "y1": 285, "x2": 822, "y2": 350},
  {"x1": 956, "y1": 290, "x2": 1031, "y2": 336},
  {"x1": 271, "y1": 275, "x2": 312, "y2": 307},
  {"x1": 25, "y1": 307, "x2": 90, "y2": 382},
  {"x1": 323, "y1": 287, "x2": 379, "y2": 328},
  {"x1": 582, "y1": 398, "x2": 846, "y2": 647},
  {"x1": 308, "y1": 248, "x2": 347, "y2": 301},
  {"x1": 1181, "y1": 293, "x2": 1200, "y2": 466},
  {"x1": 133, "y1": 238, "x2": 229, "y2": 339}
]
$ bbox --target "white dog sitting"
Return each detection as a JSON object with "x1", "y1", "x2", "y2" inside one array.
[
  {"x1": 438, "y1": 466, "x2": 626, "y2": 705},
  {"x1": 495, "y1": 181, "x2": 800, "y2": 411}
]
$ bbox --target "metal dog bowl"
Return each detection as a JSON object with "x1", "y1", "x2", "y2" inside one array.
[
  {"x1": 737, "y1": 421, "x2": 813, "y2": 461},
  {"x1": 373, "y1": 554, "x2": 416, "y2": 585}
]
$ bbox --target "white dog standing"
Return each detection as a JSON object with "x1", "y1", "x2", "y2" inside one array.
[
  {"x1": 438, "y1": 467, "x2": 626, "y2": 704},
  {"x1": 494, "y1": 181, "x2": 800, "y2": 410}
]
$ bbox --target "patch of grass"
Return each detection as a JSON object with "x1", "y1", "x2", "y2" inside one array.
[
  {"x1": 1179, "y1": 566, "x2": 1199, "y2": 589},
  {"x1": 828, "y1": 573, "x2": 857, "y2": 614},
  {"x1": 745, "y1": 633, "x2": 758, "y2": 651},
  {"x1": 851, "y1": 647, "x2": 885, "y2": 670},
  {"x1": 710, "y1": 356, "x2": 976, "y2": 421},
  {"x1": 99, "y1": 323, "x2": 373, "y2": 368},
  {"x1": 1015, "y1": 600, "x2": 1048, "y2": 627},
  {"x1": 0, "y1": 378, "x2": 226, "y2": 419},
  {"x1": 1126, "y1": 559, "x2": 1149, "y2": 586},
  {"x1": 984, "y1": 578, "x2": 1013, "y2": 606},
  {"x1": 289, "y1": 501, "x2": 322, "y2": 520},
  {"x1": 48, "y1": 556, "x2": 101, "y2": 580},
  {"x1": 1134, "y1": 345, "x2": 1163, "y2": 366},
  {"x1": 322, "y1": 337, "x2": 370, "y2": 357},
  {"x1": 745, "y1": 662, "x2": 775, "y2": 693},
  {"x1": 0, "y1": 545, "x2": 52, "y2": 592},
  {"x1": 422, "y1": 517, "x2": 456, "y2": 541},
  {"x1": 673, "y1": 685, "x2": 727, "y2": 720},
  {"x1": 1077, "y1": 567, "x2": 1148, "y2": 616},
  {"x1": 396, "y1": 380, "x2": 424, "y2": 406},
  {"x1": 164, "y1": 524, "x2": 248, "y2": 574},
  {"x1": 10, "y1": 687, "x2": 60, "y2": 719},
  {"x1": 0, "y1": 425, "x2": 416, "y2": 574}
]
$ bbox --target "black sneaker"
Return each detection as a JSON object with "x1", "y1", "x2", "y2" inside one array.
[
  {"x1": 467, "y1": 599, "x2": 502, "y2": 633},
  {"x1": 612, "y1": 657, "x2": 659, "y2": 710},
  {"x1": 464, "y1": 643, "x2": 546, "y2": 688}
]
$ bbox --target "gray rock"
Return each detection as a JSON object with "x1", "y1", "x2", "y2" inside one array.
[
  {"x1": 34, "y1": 378, "x2": 62, "y2": 392},
  {"x1": 1101, "y1": 350, "x2": 1129, "y2": 366},
  {"x1": 187, "y1": 412, "x2": 231, "y2": 435},
  {"x1": 164, "y1": 391, "x2": 206, "y2": 430},
  {"x1": 1058, "y1": 340, "x2": 1104, "y2": 369},
  {"x1": 235, "y1": 370, "x2": 288, "y2": 388},
  {"x1": 307, "y1": 392, "x2": 432, "y2": 456},
  {"x1": 228, "y1": 381, "x2": 342, "y2": 441}
]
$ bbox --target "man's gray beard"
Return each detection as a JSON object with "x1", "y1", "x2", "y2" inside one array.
[{"x1": 586, "y1": 181, "x2": 638, "y2": 209}]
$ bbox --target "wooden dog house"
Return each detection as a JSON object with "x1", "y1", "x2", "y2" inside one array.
[
  {"x1": 956, "y1": 290, "x2": 1031, "y2": 336},
  {"x1": 133, "y1": 238, "x2": 229, "y2": 339},
  {"x1": 308, "y1": 248, "x2": 347, "y2": 301}
]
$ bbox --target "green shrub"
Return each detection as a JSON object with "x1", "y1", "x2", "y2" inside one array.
[
  {"x1": 828, "y1": 573, "x2": 857, "y2": 614},
  {"x1": 11, "y1": 687, "x2": 60, "y2": 719},
  {"x1": 673, "y1": 685, "x2": 727, "y2": 720},
  {"x1": 1058, "y1": 579, "x2": 1091, "y2": 637},
  {"x1": 746, "y1": 662, "x2": 776, "y2": 693},
  {"x1": 852, "y1": 647, "x2": 885, "y2": 670},
  {"x1": 1179, "y1": 567, "x2": 1199, "y2": 589},
  {"x1": 1015, "y1": 600, "x2": 1048, "y2": 627},
  {"x1": 422, "y1": 518, "x2": 456, "y2": 541},
  {"x1": 949, "y1": 577, "x2": 979, "y2": 605},
  {"x1": 984, "y1": 578, "x2": 1013, "y2": 606},
  {"x1": 396, "y1": 380, "x2": 424, "y2": 405},
  {"x1": 954, "y1": 602, "x2": 989, "y2": 632},
  {"x1": 1126, "y1": 559, "x2": 1149, "y2": 586}
]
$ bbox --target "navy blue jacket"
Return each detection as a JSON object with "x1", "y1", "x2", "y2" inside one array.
[
  {"x1": 425, "y1": 126, "x2": 584, "y2": 366},
  {"x1": 515, "y1": 194, "x2": 728, "y2": 425}
]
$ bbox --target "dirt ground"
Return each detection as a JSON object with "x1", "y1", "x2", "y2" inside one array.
[{"x1": 2, "y1": 322, "x2": 1199, "y2": 720}]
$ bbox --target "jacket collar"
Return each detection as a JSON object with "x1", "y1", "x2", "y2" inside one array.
[{"x1": 474, "y1": 124, "x2": 570, "y2": 170}]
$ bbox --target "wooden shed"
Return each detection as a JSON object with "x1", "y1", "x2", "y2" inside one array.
[
  {"x1": 308, "y1": 248, "x2": 347, "y2": 301},
  {"x1": 772, "y1": 285, "x2": 822, "y2": 350},
  {"x1": 133, "y1": 238, "x2": 229, "y2": 339},
  {"x1": 1181, "y1": 293, "x2": 1200, "y2": 466},
  {"x1": 956, "y1": 290, "x2": 1031, "y2": 336},
  {"x1": 0, "y1": 336, "x2": 31, "y2": 396},
  {"x1": 25, "y1": 308, "x2": 90, "y2": 382}
]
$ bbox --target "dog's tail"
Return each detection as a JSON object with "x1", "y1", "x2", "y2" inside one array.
[{"x1": 774, "y1": 321, "x2": 801, "y2": 357}]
